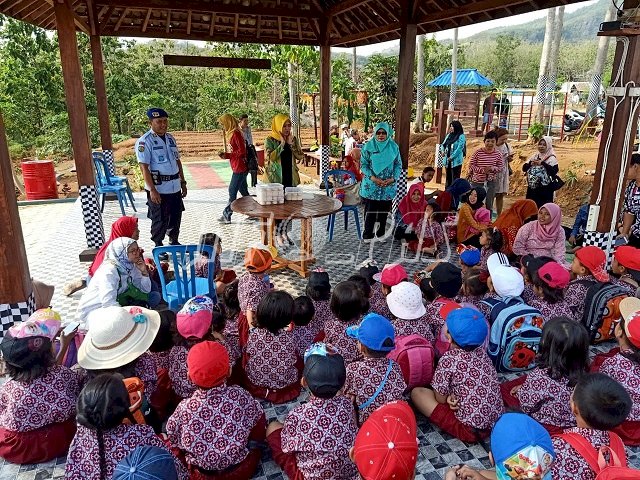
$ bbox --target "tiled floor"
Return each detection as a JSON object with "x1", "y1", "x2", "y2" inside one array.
[{"x1": 5, "y1": 186, "x2": 639, "y2": 479}]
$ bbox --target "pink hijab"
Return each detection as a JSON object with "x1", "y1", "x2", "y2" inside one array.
[{"x1": 533, "y1": 203, "x2": 562, "y2": 242}]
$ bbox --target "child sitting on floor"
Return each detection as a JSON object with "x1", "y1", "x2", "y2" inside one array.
[
  {"x1": 325, "y1": 281, "x2": 369, "y2": 364},
  {"x1": 243, "y1": 290, "x2": 302, "y2": 403},
  {"x1": 305, "y1": 269, "x2": 332, "y2": 341},
  {"x1": 525, "y1": 259, "x2": 573, "y2": 320},
  {"x1": 167, "y1": 341, "x2": 265, "y2": 478},
  {"x1": 500, "y1": 317, "x2": 590, "y2": 435},
  {"x1": 221, "y1": 280, "x2": 241, "y2": 363},
  {"x1": 195, "y1": 233, "x2": 237, "y2": 294},
  {"x1": 238, "y1": 248, "x2": 272, "y2": 345},
  {"x1": 467, "y1": 206, "x2": 491, "y2": 239},
  {"x1": 148, "y1": 310, "x2": 177, "y2": 421},
  {"x1": 458, "y1": 246, "x2": 481, "y2": 276},
  {"x1": 611, "y1": 245, "x2": 640, "y2": 296},
  {"x1": 411, "y1": 308, "x2": 503, "y2": 442},
  {"x1": 478, "y1": 253, "x2": 525, "y2": 320},
  {"x1": 456, "y1": 267, "x2": 489, "y2": 310},
  {"x1": 566, "y1": 246, "x2": 610, "y2": 323},
  {"x1": 422, "y1": 262, "x2": 463, "y2": 342},
  {"x1": 65, "y1": 374, "x2": 187, "y2": 479},
  {"x1": 0, "y1": 313, "x2": 79, "y2": 464},
  {"x1": 550, "y1": 373, "x2": 632, "y2": 479},
  {"x1": 479, "y1": 227, "x2": 504, "y2": 270},
  {"x1": 591, "y1": 296, "x2": 640, "y2": 445},
  {"x1": 369, "y1": 264, "x2": 408, "y2": 318},
  {"x1": 267, "y1": 344, "x2": 358, "y2": 480},
  {"x1": 386, "y1": 281, "x2": 433, "y2": 341},
  {"x1": 343, "y1": 314, "x2": 407, "y2": 424},
  {"x1": 291, "y1": 295, "x2": 316, "y2": 355}
]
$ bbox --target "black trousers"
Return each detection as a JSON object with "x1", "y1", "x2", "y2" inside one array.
[
  {"x1": 363, "y1": 198, "x2": 393, "y2": 239},
  {"x1": 446, "y1": 165, "x2": 462, "y2": 188},
  {"x1": 250, "y1": 169, "x2": 258, "y2": 187},
  {"x1": 146, "y1": 191, "x2": 184, "y2": 246}
]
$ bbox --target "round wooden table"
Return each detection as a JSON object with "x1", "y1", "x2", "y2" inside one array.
[{"x1": 231, "y1": 194, "x2": 342, "y2": 277}]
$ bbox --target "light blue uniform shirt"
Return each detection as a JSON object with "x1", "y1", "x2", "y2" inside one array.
[{"x1": 135, "y1": 130, "x2": 181, "y2": 194}]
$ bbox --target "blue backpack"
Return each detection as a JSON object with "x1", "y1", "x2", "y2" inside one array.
[{"x1": 480, "y1": 296, "x2": 545, "y2": 373}]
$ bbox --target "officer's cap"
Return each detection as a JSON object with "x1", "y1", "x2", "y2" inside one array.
[{"x1": 147, "y1": 108, "x2": 169, "y2": 120}]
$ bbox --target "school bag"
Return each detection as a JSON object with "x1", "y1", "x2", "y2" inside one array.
[
  {"x1": 245, "y1": 141, "x2": 259, "y2": 171},
  {"x1": 387, "y1": 335, "x2": 435, "y2": 389},
  {"x1": 576, "y1": 280, "x2": 628, "y2": 343},
  {"x1": 481, "y1": 296, "x2": 545, "y2": 373},
  {"x1": 556, "y1": 431, "x2": 640, "y2": 479}
]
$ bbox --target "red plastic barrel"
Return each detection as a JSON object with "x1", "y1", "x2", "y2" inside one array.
[
  {"x1": 21, "y1": 160, "x2": 58, "y2": 200},
  {"x1": 255, "y1": 147, "x2": 265, "y2": 167}
]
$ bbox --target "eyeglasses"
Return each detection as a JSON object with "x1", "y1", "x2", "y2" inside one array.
[{"x1": 376, "y1": 131, "x2": 386, "y2": 136}]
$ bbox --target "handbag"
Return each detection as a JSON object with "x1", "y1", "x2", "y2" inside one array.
[
  {"x1": 342, "y1": 181, "x2": 361, "y2": 206},
  {"x1": 550, "y1": 174, "x2": 565, "y2": 191}
]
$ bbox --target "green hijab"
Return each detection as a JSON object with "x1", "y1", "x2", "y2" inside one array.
[{"x1": 362, "y1": 122, "x2": 399, "y2": 175}]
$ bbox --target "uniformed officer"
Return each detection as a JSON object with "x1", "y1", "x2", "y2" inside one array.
[{"x1": 135, "y1": 108, "x2": 187, "y2": 248}]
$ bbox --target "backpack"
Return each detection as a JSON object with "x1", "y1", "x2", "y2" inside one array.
[
  {"x1": 578, "y1": 280, "x2": 628, "y2": 343},
  {"x1": 557, "y1": 431, "x2": 640, "y2": 479},
  {"x1": 245, "y1": 141, "x2": 258, "y2": 171},
  {"x1": 481, "y1": 296, "x2": 545, "y2": 373},
  {"x1": 527, "y1": 164, "x2": 551, "y2": 189},
  {"x1": 387, "y1": 335, "x2": 435, "y2": 389}
]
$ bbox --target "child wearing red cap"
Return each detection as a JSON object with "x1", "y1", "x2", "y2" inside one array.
[
  {"x1": 369, "y1": 264, "x2": 408, "y2": 319},
  {"x1": 237, "y1": 247, "x2": 272, "y2": 346},
  {"x1": 412, "y1": 308, "x2": 503, "y2": 442},
  {"x1": 523, "y1": 258, "x2": 573, "y2": 320},
  {"x1": 343, "y1": 314, "x2": 407, "y2": 424},
  {"x1": 243, "y1": 291, "x2": 302, "y2": 403},
  {"x1": 267, "y1": 345, "x2": 358, "y2": 480},
  {"x1": 325, "y1": 281, "x2": 369, "y2": 364},
  {"x1": 351, "y1": 401, "x2": 418, "y2": 480},
  {"x1": 167, "y1": 341, "x2": 265, "y2": 478},
  {"x1": 611, "y1": 245, "x2": 640, "y2": 296},
  {"x1": 566, "y1": 246, "x2": 610, "y2": 322},
  {"x1": 592, "y1": 297, "x2": 640, "y2": 445}
]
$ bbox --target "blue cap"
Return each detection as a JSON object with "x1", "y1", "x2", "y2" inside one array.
[
  {"x1": 460, "y1": 248, "x2": 481, "y2": 266},
  {"x1": 146, "y1": 108, "x2": 169, "y2": 119},
  {"x1": 112, "y1": 446, "x2": 178, "y2": 480},
  {"x1": 445, "y1": 307, "x2": 487, "y2": 348},
  {"x1": 491, "y1": 414, "x2": 555, "y2": 480},
  {"x1": 346, "y1": 313, "x2": 395, "y2": 352}
]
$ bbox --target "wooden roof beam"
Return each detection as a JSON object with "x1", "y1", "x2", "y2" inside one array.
[
  {"x1": 163, "y1": 55, "x2": 272, "y2": 69},
  {"x1": 166, "y1": 9, "x2": 171, "y2": 33},
  {"x1": 42, "y1": 0, "x2": 90, "y2": 34},
  {"x1": 85, "y1": 0, "x2": 99, "y2": 34},
  {"x1": 187, "y1": 10, "x2": 192, "y2": 34},
  {"x1": 13, "y1": 0, "x2": 40, "y2": 17},
  {"x1": 327, "y1": 0, "x2": 371, "y2": 17},
  {"x1": 142, "y1": 8, "x2": 151, "y2": 31},
  {"x1": 333, "y1": 21, "x2": 400, "y2": 45},
  {"x1": 418, "y1": 0, "x2": 530, "y2": 25},
  {"x1": 209, "y1": 12, "x2": 216, "y2": 35},
  {"x1": 113, "y1": 7, "x2": 128, "y2": 31},
  {"x1": 0, "y1": 0, "x2": 25, "y2": 12}
]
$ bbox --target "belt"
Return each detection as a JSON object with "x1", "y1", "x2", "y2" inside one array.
[{"x1": 159, "y1": 173, "x2": 180, "y2": 181}]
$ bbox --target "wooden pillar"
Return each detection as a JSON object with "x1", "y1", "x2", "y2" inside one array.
[
  {"x1": 0, "y1": 110, "x2": 34, "y2": 335},
  {"x1": 54, "y1": 0, "x2": 105, "y2": 249},
  {"x1": 90, "y1": 34, "x2": 114, "y2": 173},
  {"x1": 319, "y1": 38, "x2": 331, "y2": 182}
]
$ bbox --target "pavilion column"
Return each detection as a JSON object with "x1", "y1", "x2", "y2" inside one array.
[
  {"x1": 319, "y1": 42, "x2": 331, "y2": 183},
  {"x1": 587, "y1": 19, "x2": 640, "y2": 257},
  {"x1": 90, "y1": 34, "x2": 115, "y2": 174},
  {"x1": 393, "y1": 20, "x2": 417, "y2": 215},
  {"x1": 0, "y1": 111, "x2": 35, "y2": 336},
  {"x1": 54, "y1": 0, "x2": 105, "y2": 250}
]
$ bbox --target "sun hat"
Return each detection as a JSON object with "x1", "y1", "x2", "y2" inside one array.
[
  {"x1": 386, "y1": 282, "x2": 426, "y2": 320},
  {"x1": 619, "y1": 297, "x2": 640, "y2": 348},
  {"x1": 346, "y1": 313, "x2": 395, "y2": 352},
  {"x1": 575, "y1": 246, "x2": 609, "y2": 282},
  {"x1": 352, "y1": 401, "x2": 418, "y2": 480},
  {"x1": 373, "y1": 263, "x2": 408, "y2": 287},
  {"x1": 187, "y1": 341, "x2": 230, "y2": 388},
  {"x1": 177, "y1": 296, "x2": 214, "y2": 339},
  {"x1": 0, "y1": 334, "x2": 51, "y2": 369},
  {"x1": 537, "y1": 262, "x2": 571, "y2": 289},
  {"x1": 112, "y1": 446, "x2": 178, "y2": 480},
  {"x1": 446, "y1": 307, "x2": 487, "y2": 348},
  {"x1": 459, "y1": 247, "x2": 481, "y2": 267},
  {"x1": 491, "y1": 413, "x2": 555, "y2": 480},
  {"x1": 430, "y1": 262, "x2": 463, "y2": 298},
  {"x1": 244, "y1": 247, "x2": 272, "y2": 273},
  {"x1": 303, "y1": 348, "x2": 346, "y2": 398},
  {"x1": 7, "y1": 308, "x2": 62, "y2": 341},
  {"x1": 489, "y1": 265, "x2": 524, "y2": 298},
  {"x1": 78, "y1": 306, "x2": 161, "y2": 370},
  {"x1": 614, "y1": 245, "x2": 640, "y2": 271}
]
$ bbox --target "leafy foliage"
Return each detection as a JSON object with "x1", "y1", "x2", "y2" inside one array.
[{"x1": 528, "y1": 122, "x2": 545, "y2": 142}]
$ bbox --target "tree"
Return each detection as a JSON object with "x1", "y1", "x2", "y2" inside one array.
[{"x1": 360, "y1": 55, "x2": 398, "y2": 124}]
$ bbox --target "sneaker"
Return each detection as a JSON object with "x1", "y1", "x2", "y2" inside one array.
[
  {"x1": 62, "y1": 279, "x2": 86, "y2": 296},
  {"x1": 362, "y1": 237, "x2": 372, "y2": 244},
  {"x1": 218, "y1": 216, "x2": 231, "y2": 224}
]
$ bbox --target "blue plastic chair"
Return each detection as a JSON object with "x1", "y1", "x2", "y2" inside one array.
[
  {"x1": 92, "y1": 152, "x2": 137, "y2": 213},
  {"x1": 323, "y1": 169, "x2": 362, "y2": 241},
  {"x1": 93, "y1": 155, "x2": 136, "y2": 216},
  {"x1": 152, "y1": 245, "x2": 218, "y2": 311}
]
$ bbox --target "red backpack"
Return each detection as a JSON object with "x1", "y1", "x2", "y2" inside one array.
[
  {"x1": 557, "y1": 431, "x2": 640, "y2": 479},
  {"x1": 387, "y1": 334, "x2": 435, "y2": 389}
]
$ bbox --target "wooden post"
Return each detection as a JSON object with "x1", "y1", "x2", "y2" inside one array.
[
  {"x1": 0, "y1": 110, "x2": 34, "y2": 334},
  {"x1": 90, "y1": 35, "x2": 113, "y2": 153},
  {"x1": 55, "y1": 0, "x2": 105, "y2": 250},
  {"x1": 319, "y1": 40, "x2": 331, "y2": 181}
]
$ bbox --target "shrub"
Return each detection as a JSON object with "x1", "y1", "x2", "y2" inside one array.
[{"x1": 528, "y1": 122, "x2": 545, "y2": 143}]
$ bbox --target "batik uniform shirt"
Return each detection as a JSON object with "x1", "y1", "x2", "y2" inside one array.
[
  {"x1": 281, "y1": 395, "x2": 358, "y2": 480},
  {"x1": 565, "y1": 275, "x2": 599, "y2": 323},
  {"x1": 245, "y1": 328, "x2": 299, "y2": 389},
  {"x1": 343, "y1": 357, "x2": 407, "y2": 424},
  {"x1": 323, "y1": 318, "x2": 361, "y2": 364},
  {"x1": 526, "y1": 296, "x2": 574, "y2": 322},
  {"x1": 391, "y1": 317, "x2": 434, "y2": 342},
  {"x1": 195, "y1": 254, "x2": 221, "y2": 279},
  {"x1": 149, "y1": 350, "x2": 171, "y2": 371},
  {"x1": 166, "y1": 384, "x2": 263, "y2": 471},
  {"x1": 238, "y1": 272, "x2": 269, "y2": 313},
  {"x1": 515, "y1": 367, "x2": 576, "y2": 428},
  {"x1": 455, "y1": 294, "x2": 485, "y2": 311},
  {"x1": 0, "y1": 365, "x2": 80, "y2": 432},
  {"x1": 65, "y1": 423, "x2": 188, "y2": 480},
  {"x1": 599, "y1": 352, "x2": 640, "y2": 421},
  {"x1": 479, "y1": 246, "x2": 493, "y2": 270},
  {"x1": 423, "y1": 297, "x2": 457, "y2": 341},
  {"x1": 310, "y1": 299, "x2": 332, "y2": 339},
  {"x1": 551, "y1": 428, "x2": 615, "y2": 480},
  {"x1": 169, "y1": 345, "x2": 196, "y2": 399},
  {"x1": 520, "y1": 284, "x2": 536, "y2": 304},
  {"x1": 431, "y1": 347, "x2": 503, "y2": 430},
  {"x1": 218, "y1": 337, "x2": 241, "y2": 366},
  {"x1": 623, "y1": 180, "x2": 640, "y2": 237},
  {"x1": 292, "y1": 325, "x2": 317, "y2": 357},
  {"x1": 612, "y1": 276, "x2": 637, "y2": 296},
  {"x1": 369, "y1": 283, "x2": 392, "y2": 319},
  {"x1": 477, "y1": 292, "x2": 502, "y2": 320}
]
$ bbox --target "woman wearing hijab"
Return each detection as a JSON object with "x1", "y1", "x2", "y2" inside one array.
[
  {"x1": 493, "y1": 127, "x2": 513, "y2": 215},
  {"x1": 219, "y1": 114, "x2": 249, "y2": 224},
  {"x1": 523, "y1": 136, "x2": 560, "y2": 208},
  {"x1": 343, "y1": 148, "x2": 363, "y2": 183},
  {"x1": 493, "y1": 199, "x2": 539, "y2": 256},
  {"x1": 395, "y1": 183, "x2": 428, "y2": 240},
  {"x1": 513, "y1": 203, "x2": 566, "y2": 264},
  {"x1": 437, "y1": 178, "x2": 471, "y2": 212},
  {"x1": 359, "y1": 122, "x2": 402, "y2": 241},
  {"x1": 457, "y1": 186, "x2": 490, "y2": 247},
  {"x1": 439, "y1": 121, "x2": 466, "y2": 187},
  {"x1": 265, "y1": 114, "x2": 304, "y2": 246},
  {"x1": 77, "y1": 238, "x2": 157, "y2": 324}
]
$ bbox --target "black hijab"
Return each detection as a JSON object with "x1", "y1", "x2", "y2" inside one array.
[
  {"x1": 463, "y1": 186, "x2": 486, "y2": 210},
  {"x1": 442, "y1": 121, "x2": 464, "y2": 151}
]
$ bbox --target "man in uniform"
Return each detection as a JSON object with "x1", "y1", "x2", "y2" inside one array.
[{"x1": 135, "y1": 108, "x2": 187, "y2": 250}]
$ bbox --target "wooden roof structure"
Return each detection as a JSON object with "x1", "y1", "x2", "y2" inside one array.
[{"x1": 1, "y1": 0, "x2": 585, "y2": 47}]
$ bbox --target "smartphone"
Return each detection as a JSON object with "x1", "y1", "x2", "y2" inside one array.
[
  {"x1": 615, "y1": 236, "x2": 629, "y2": 247},
  {"x1": 62, "y1": 322, "x2": 80, "y2": 336}
]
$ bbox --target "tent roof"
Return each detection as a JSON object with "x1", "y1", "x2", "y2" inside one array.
[
  {"x1": 0, "y1": 0, "x2": 588, "y2": 48},
  {"x1": 428, "y1": 68, "x2": 493, "y2": 87}
]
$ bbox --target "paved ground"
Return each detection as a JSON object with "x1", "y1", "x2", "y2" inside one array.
[{"x1": 3, "y1": 185, "x2": 638, "y2": 479}]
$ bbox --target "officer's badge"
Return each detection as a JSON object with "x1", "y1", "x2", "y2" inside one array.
[
  {"x1": 152, "y1": 111, "x2": 160, "y2": 117},
  {"x1": 138, "y1": 145, "x2": 145, "y2": 152}
]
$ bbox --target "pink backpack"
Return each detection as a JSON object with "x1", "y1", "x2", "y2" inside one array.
[
  {"x1": 387, "y1": 334, "x2": 435, "y2": 389},
  {"x1": 557, "y1": 431, "x2": 640, "y2": 480}
]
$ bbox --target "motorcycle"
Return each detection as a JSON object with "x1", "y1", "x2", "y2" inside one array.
[{"x1": 564, "y1": 110, "x2": 585, "y2": 132}]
